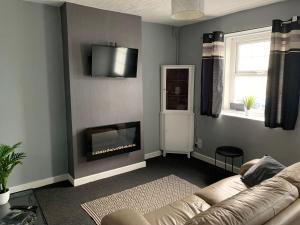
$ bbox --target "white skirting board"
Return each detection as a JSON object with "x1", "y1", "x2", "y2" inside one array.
[
  {"x1": 10, "y1": 174, "x2": 68, "y2": 194},
  {"x1": 144, "y1": 151, "x2": 162, "y2": 160},
  {"x1": 191, "y1": 152, "x2": 240, "y2": 174},
  {"x1": 144, "y1": 150, "x2": 240, "y2": 174},
  {"x1": 10, "y1": 161, "x2": 146, "y2": 192},
  {"x1": 68, "y1": 161, "x2": 146, "y2": 187}
]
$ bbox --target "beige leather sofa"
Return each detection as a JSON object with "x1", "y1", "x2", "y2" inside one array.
[{"x1": 102, "y1": 160, "x2": 300, "y2": 225}]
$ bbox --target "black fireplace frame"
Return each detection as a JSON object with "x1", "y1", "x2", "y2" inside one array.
[{"x1": 84, "y1": 121, "x2": 141, "y2": 161}]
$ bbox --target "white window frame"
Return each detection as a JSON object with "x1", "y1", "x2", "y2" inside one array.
[{"x1": 222, "y1": 27, "x2": 272, "y2": 121}]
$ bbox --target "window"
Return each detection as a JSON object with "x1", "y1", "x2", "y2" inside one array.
[{"x1": 223, "y1": 27, "x2": 272, "y2": 120}]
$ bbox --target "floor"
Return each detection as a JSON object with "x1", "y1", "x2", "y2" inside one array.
[{"x1": 34, "y1": 155, "x2": 233, "y2": 225}]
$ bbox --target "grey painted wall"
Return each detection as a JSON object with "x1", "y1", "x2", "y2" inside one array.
[
  {"x1": 179, "y1": 0, "x2": 300, "y2": 166},
  {"x1": 0, "y1": 0, "x2": 178, "y2": 186},
  {"x1": 61, "y1": 3, "x2": 144, "y2": 179},
  {"x1": 141, "y1": 22, "x2": 177, "y2": 154},
  {"x1": 0, "y1": 0, "x2": 67, "y2": 187}
]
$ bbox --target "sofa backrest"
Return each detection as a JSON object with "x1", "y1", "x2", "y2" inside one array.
[
  {"x1": 185, "y1": 176, "x2": 298, "y2": 225},
  {"x1": 194, "y1": 175, "x2": 248, "y2": 205},
  {"x1": 276, "y1": 162, "x2": 300, "y2": 193}
]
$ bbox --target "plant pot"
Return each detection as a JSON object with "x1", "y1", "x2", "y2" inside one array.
[
  {"x1": 0, "y1": 190, "x2": 10, "y2": 205},
  {"x1": 0, "y1": 202, "x2": 11, "y2": 218}
]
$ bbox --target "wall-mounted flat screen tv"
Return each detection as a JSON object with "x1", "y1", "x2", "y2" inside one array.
[{"x1": 91, "y1": 45, "x2": 138, "y2": 78}]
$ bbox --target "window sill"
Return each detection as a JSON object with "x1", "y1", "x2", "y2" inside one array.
[{"x1": 221, "y1": 110, "x2": 264, "y2": 122}]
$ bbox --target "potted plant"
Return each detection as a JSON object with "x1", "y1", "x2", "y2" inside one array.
[
  {"x1": 243, "y1": 96, "x2": 255, "y2": 116},
  {"x1": 0, "y1": 142, "x2": 26, "y2": 205}
]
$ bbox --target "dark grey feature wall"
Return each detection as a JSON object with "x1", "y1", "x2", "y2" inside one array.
[
  {"x1": 179, "y1": 0, "x2": 300, "y2": 166},
  {"x1": 0, "y1": 0, "x2": 67, "y2": 186},
  {"x1": 142, "y1": 22, "x2": 177, "y2": 154},
  {"x1": 61, "y1": 3, "x2": 144, "y2": 179}
]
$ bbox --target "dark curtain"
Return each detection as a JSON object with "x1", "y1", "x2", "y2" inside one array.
[
  {"x1": 201, "y1": 31, "x2": 224, "y2": 118},
  {"x1": 265, "y1": 17, "x2": 300, "y2": 130}
]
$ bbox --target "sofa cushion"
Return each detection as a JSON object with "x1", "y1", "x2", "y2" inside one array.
[
  {"x1": 241, "y1": 156, "x2": 285, "y2": 187},
  {"x1": 102, "y1": 209, "x2": 151, "y2": 225},
  {"x1": 144, "y1": 195, "x2": 210, "y2": 225},
  {"x1": 195, "y1": 175, "x2": 247, "y2": 205},
  {"x1": 276, "y1": 162, "x2": 300, "y2": 192},
  {"x1": 185, "y1": 176, "x2": 298, "y2": 225}
]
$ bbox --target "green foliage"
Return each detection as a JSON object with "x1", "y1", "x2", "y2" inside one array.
[
  {"x1": 243, "y1": 96, "x2": 255, "y2": 110},
  {"x1": 0, "y1": 142, "x2": 26, "y2": 193}
]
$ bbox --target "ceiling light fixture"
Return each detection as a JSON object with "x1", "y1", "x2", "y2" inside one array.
[{"x1": 171, "y1": 0, "x2": 205, "y2": 21}]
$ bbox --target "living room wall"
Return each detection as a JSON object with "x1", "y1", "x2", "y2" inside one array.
[
  {"x1": 61, "y1": 3, "x2": 145, "y2": 179},
  {"x1": 142, "y1": 22, "x2": 177, "y2": 155},
  {"x1": 179, "y1": 0, "x2": 300, "y2": 166},
  {"x1": 0, "y1": 0, "x2": 175, "y2": 187},
  {"x1": 0, "y1": 0, "x2": 67, "y2": 187},
  {"x1": 61, "y1": 4, "x2": 178, "y2": 179}
]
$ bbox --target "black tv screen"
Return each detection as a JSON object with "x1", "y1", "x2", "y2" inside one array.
[{"x1": 91, "y1": 45, "x2": 138, "y2": 77}]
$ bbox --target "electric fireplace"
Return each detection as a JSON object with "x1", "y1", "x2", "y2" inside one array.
[{"x1": 85, "y1": 121, "x2": 141, "y2": 161}]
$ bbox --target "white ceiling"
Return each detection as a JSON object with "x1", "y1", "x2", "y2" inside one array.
[{"x1": 25, "y1": 0, "x2": 285, "y2": 26}]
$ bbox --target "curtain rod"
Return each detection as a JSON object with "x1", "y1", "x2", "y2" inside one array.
[
  {"x1": 198, "y1": 26, "x2": 272, "y2": 40},
  {"x1": 198, "y1": 17, "x2": 298, "y2": 39}
]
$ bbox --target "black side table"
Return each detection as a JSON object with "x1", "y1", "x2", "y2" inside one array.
[{"x1": 215, "y1": 146, "x2": 244, "y2": 172}]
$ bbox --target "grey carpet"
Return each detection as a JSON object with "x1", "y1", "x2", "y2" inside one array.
[{"x1": 35, "y1": 155, "x2": 232, "y2": 225}]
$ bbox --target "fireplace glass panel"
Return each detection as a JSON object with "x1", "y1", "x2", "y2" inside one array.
[
  {"x1": 91, "y1": 127, "x2": 137, "y2": 155},
  {"x1": 85, "y1": 122, "x2": 140, "y2": 160}
]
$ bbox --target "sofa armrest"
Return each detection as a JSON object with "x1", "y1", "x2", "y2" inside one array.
[
  {"x1": 101, "y1": 209, "x2": 151, "y2": 225},
  {"x1": 239, "y1": 159, "x2": 260, "y2": 175}
]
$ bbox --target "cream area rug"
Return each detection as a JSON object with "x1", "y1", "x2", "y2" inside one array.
[{"x1": 81, "y1": 175, "x2": 201, "y2": 225}]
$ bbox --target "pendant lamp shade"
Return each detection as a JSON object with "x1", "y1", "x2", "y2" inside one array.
[{"x1": 171, "y1": 0, "x2": 205, "y2": 20}]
